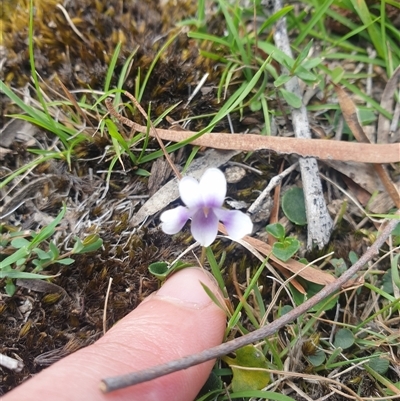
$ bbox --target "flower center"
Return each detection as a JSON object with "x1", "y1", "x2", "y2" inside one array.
[{"x1": 203, "y1": 206, "x2": 210, "y2": 218}]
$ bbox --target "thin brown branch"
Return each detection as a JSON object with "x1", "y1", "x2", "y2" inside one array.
[{"x1": 104, "y1": 97, "x2": 399, "y2": 164}]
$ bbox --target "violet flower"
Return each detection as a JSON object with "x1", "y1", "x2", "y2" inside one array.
[{"x1": 160, "y1": 168, "x2": 253, "y2": 247}]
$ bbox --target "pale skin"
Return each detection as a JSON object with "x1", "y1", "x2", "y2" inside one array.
[{"x1": 4, "y1": 268, "x2": 226, "y2": 401}]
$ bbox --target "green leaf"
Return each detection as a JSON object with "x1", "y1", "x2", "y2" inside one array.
[
  {"x1": 11, "y1": 237, "x2": 31, "y2": 248},
  {"x1": 391, "y1": 254, "x2": 400, "y2": 291},
  {"x1": 358, "y1": 109, "x2": 377, "y2": 126},
  {"x1": 134, "y1": 168, "x2": 151, "y2": 177},
  {"x1": 30, "y1": 204, "x2": 66, "y2": 247},
  {"x1": 49, "y1": 241, "x2": 60, "y2": 259},
  {"x1": 331, "y1": 66, "x2": 345, "y2": 84},
  {"x1": 32, "y1": 259, "x2": 44, "y2": 268},
  {"x1": 272, "y1": 238, "x2": 300, "y2": 262},
  {"x1": 197, "y1": 371, "x2": 222, "y2": 398},
  {"x1": 257, "y1": 5, "x2": 294, "y2": 36},
  {"x1": 392, "y1": 223, "x2": 400, "y2": 235},
  {"x1": 0, "y1": 247, "x2": 29, "y2": 269},
  {"x1": 76, "y1": 235, "x2": 103, "y2": 254},
  {"x1": 148, "y1": 262, "x2": 170, "y2": 280},
  {"x1": 279, "y1": 88, "x2": 302, "y2": 108},
  {"x1": 294, "y1": 67, "x2": 318, "y2": 82},
  {"x1": 148, "y1": 260, "x2": 192, "y2": 281},
  {"x1": 16, "y1": 258, "x2": 27, "y2": 267},
  {"x1": 250, "y1": 99, "x2": 262, "y2": 112},
  {"x1": 225, "y1": 390, "x2": 297, "y2": 400},
  {"x1": 330, "y1": 258, "x2": 347, "y2": 276},
  {"x1": 382, "y1": 270, "x2": 394, "y2": 295},
  {"x1": 325, "y1": 347, "x2": 344, "y2": 367},
  {"x1": 265, "y1": 223, "x2": 285, "y2": 241},
  {"x1": 294, "y1": 40, "x2": 314, "y2": 68},
  {"x1": 279, "y1": 305, "x2": 293, "y2": 316},
  {"x1": 103, "y1": 42, "x2": 121, "y2": 93},
  {"x1": 274, "y1": 74, "x2": 292, "y2": 87},
  {"x1": 206, "y1": 247, "x2": 228, "y2": 295},
  {"x1": 289, "y1": 282, "x2": 338, "y2": 311},
  {"x1": 0, "y1": 270, "x2": 58, "y2": 279},
  {"x1": 72, "y1": 237, "x2": 84, "y2": 254},
  {"x1": 33, "y1": 248, "x2": 52, "y2": 260},
  {"x1": 225, "y1": 345, "x2": 270, "y2": 392},
  {"x1": 348, "y1": 251, "x2": 358, "y2": 265},
  {"x1": 56, "y1": 258, "x2": 75, "y2": 265},
  {"x1": 306, "y1": 283, "x2": 338, "y2": 312},
  {"x1": 333, "y1": 328, "x2": 355, "y2": 350},
  {"x1": 368, "y1": 355, "x2": 390, "y2": 375},
  {"x1": 5, "y1": 280, "x2": 16, "y2": 296},
  {"x1": 307, "y1": 349, "x2": 325, "y2": 367},
  {"x1": 282, "y1": 187, "x2": 307, "y2": 225},
  {"x1": 200, "y1": 282, "x2": 227, "y2": 312},
  {"x1": 301, "y1": 57, "x2": 322, "y2": 70}
]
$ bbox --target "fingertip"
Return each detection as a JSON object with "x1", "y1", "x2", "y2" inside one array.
[{"x1": 4, "y1": 267, "x2": 226, "y2": 401}]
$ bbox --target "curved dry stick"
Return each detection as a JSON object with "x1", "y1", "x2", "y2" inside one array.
[
  {"x1": 105, "y1": 98, "x2": 400, "y2": 164},
  {"x1": 100, "y1": 214, "x2": 399, "y2": 393}
]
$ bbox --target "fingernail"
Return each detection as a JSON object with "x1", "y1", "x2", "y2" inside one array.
[{"x1": 155, "y1": 268, "x2": 219, "y2": 309}]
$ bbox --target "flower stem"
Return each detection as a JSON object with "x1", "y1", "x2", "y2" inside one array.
[{"x1": 200, "y1": 246, "x2": 206, "y2": 266}]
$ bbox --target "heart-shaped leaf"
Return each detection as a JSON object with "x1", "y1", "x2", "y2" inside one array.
[
  {"x1": 224, "y1": 345, "x2": 270, "y2": 392},
  {"x1": 265, "y1": 223, "x2": 285, "y2": 241},
  {"x1": 272, "y1": 238, "x2": 300, "y2": 262}
]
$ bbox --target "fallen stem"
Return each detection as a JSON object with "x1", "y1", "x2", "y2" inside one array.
[
  {"x1": 104, "y1": 96, "x2": 400, "y2": 164},
  {"x1": 100, "y1": 213, "x2": 399, "y2": 393}
]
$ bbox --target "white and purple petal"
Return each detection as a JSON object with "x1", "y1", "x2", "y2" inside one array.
[
  {"x1": 214, "y1": 208, "x2": 253, "y2": 240},
  {"x1": 191, "y1": 208, "x2": 219, "y2": 247},
  {"x1": 199, "y1": 168, "x2": 226, "y2": 208},
  {"x1": 160, "y1": 206, "x2": 191, "y2": 234},
  {"x1": 179, "y1": 176, "x2": 202, "y2": 209}
]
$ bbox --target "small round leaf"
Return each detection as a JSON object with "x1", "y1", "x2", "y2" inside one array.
[
  {"x1": 307, "y1": 349, "x2": 325, "y2": 367},
  {"x1": 368, "y1": 355, "x2": 390, "y2": 375},
  {"x1": 282, "y1": 187, "x2": 307, "y2": 225},
  {"x1": 148, "y1": 262, "x2": 170, "y2": 280},
  {"x1": 333, "y1": 328, "x2": 354, "y2": 349}
]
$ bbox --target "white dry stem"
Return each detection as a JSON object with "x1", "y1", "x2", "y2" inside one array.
[
  {"x1": 0, "y1": 353, "x2": 24, "y2": 372},
  {"x1": 248, "y1": 161, "x2": 299, "y2": 215},
  {"x1": 272, "y1": 1, "x2": 333, "y2": 249}
]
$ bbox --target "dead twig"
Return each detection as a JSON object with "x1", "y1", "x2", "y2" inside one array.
[
  {"x1": 272, "y1": 0, "x2": 333, "y2": 249},
  {"x1": 100, "y1": 213, "x2": 399, "y2": 393},
  {"x1": 104, "y1": 96, "x2": 399, "y2": 164},
  {"x1": 248, "y1": 161, "x2": 299, "y2": 215}
]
